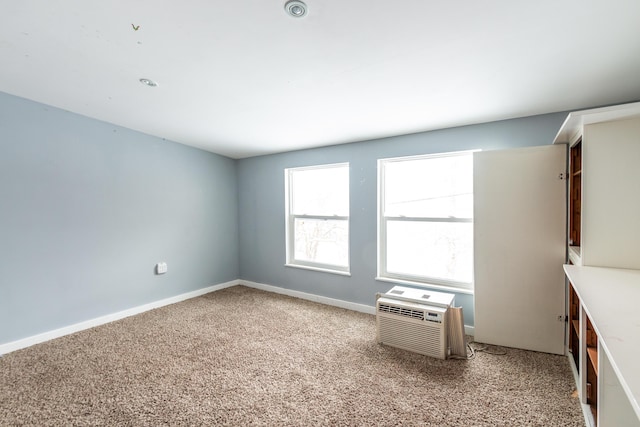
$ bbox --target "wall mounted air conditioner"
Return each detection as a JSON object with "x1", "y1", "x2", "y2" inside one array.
[{"x1": 376, "y1": 286, "x2": 455, "y2": 360}]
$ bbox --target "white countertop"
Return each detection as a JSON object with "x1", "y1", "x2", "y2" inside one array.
[{"x1": 564, "y1": 265, "x2": 640, "y2": 420}]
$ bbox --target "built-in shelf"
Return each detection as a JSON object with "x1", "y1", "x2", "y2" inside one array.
[
  {"x1": 564, "y1": 265, "x2": 640, "y2": 426},
  {"x1": 568, "y1": 140, "x2": 582, "y2": 248},
  {"x1": 557, "y1": 103, "x2": 640, "y2": 271},
  {"x1": 568, "y1": 284, "x2": 581, "y2": 373},
  {"x1": 557, "y1": 102, "x2": 640, "y2": 426},
  {"x1": 571, "y1": 320, "x2": 580, "y2": 336},
  {"x1": 587, "y1": 347, "x2": 598, "y2": 375}
]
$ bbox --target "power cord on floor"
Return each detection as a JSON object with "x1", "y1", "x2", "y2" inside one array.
[
  {"x1": 468, "y1": 341, "x2": 508, "y2": 356},
  {"x1": 448, "y1": 341, "x2": 508, "y2": 360},
  {"x1": 448, "y1": 342, "x2": 476, "y2": 360}
]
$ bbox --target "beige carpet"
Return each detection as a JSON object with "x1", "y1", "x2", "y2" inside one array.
[{"x1": 0, "y1": 285, "x2": 583, "y2": 426}]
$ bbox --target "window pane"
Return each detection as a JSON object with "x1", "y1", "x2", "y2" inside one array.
[
  {"x1": 386, "y1": 220, "x2": 473, "y2": 284},
  {"x1": 384, "y1": 154, "x2": 473, "y2": 218},
  {"x1": 291, "y1": 166, "x2": 349, "y2": 216},
  {"x1": 294, "y1": 218, "x2": 348, "y2": 267}
]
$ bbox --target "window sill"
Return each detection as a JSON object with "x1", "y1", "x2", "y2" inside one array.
[
  {"x1": 375, "y1": 276, "x2": 474, "y2": 295},
  {"x1": 285, "y1": 263, "x2": 351, "y2": 277}
]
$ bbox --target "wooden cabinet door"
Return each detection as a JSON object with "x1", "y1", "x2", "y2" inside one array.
[{"x1": 474, "y1": 145, "x2": 566, "y2": 355}]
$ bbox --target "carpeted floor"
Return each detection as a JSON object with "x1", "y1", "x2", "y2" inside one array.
[{"x1": 0, "y1": 285, "x2": 584, "y2": 426}]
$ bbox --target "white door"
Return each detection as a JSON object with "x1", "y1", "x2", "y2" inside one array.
[{"x1": 474, "y1": 145, "x2": 566, "y2": 355}]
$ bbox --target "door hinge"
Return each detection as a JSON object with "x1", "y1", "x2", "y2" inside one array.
[{"x1": 559, "y1": 172, "x2": 568, "y2": 180}]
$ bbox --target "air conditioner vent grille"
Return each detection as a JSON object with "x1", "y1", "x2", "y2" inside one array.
[
  {"x1": 378, "y1": 303, "x2": 425, "y2": 320},
  {"x1": 376, "y1": 295, "x2": 450, "y2": 359}
]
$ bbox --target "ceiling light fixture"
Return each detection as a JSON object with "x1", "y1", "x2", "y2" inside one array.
[
  {"x1": 285, "y1": 0, "x2": 307, "y2": 18},
  {"x1": 139, "y1": 78, "x2": 159, "y2": 87}
]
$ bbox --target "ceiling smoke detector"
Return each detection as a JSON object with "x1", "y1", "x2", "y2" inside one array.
[
  {"x1": 285, "y1": 0, "x2": 307, "y2": 18},
  {"x1": 139, "y1": 78, "x2": 159, "y2": 87}
]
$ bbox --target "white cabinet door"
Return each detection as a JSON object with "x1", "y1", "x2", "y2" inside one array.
[{"x1": 474, "y1": 145, "x2": 566, "y2": 355}]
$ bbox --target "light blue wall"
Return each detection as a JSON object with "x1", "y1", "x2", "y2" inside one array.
[
  {"x1": 0, "y1": 87, "x2": 569, "y2": 345},
  {"x1": 0, "y1": 92, "x2": 239, "y2": 345},
  {"x1": 237, "y1": 112, "x2": 568, "y2": 326}
]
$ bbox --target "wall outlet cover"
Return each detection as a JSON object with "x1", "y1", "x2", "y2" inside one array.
[{"x1": 156, "y1": 262, "x2": 167, "y2": 274}]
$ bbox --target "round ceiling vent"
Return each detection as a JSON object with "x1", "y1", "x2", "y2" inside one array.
[
  {"x1": 139, "y1": 78, "x2": 159, "y2": 87},
  {"x1": 285, "y1": 0, "x2": 307, "y2": 18}
]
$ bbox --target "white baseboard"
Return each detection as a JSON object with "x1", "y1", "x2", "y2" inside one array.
[
  {"x1": 1, "y1": 279, "x2": 474, "y2": 356},
  {"x1": 0, "y1": 279, "x2": 240, "y2": 356},
  {"x1": 240, "y1": 280, "x2": 376, "y2": 314},
  {"x1": 239, "y1": 280, "x2": 475, "y2": 337}
]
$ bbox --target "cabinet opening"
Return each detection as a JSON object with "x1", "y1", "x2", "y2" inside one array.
[{"x1": 569, "y1": 140, "x2": 582, "y2": 248}]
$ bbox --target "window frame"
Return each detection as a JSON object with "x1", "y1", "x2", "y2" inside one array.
[
  {"x1": 377, "y1": 151, "x2": 475, "y2": 291},
  {"x1": 285, "y1": 162, "x2": 350, "y2": 275}
]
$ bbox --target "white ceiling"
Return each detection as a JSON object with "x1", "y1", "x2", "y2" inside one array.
[{"x1": 1, "y1": 1, "x2": 640, "y2": 159}]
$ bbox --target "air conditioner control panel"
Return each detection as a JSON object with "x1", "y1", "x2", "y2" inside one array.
[{"x1": 424, "y1": 310, "x2": 443, "y2": 323}]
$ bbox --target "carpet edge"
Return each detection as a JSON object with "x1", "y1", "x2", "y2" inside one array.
[{"x1": 0, "y1": 279, "x2": 240, "y2": 355}]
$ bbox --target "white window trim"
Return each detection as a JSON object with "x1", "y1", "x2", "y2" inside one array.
[
  {"x1": 375, "y1": 275, "x2": 475, "y2": 295},
  {"x1": 285, "y1": 163, "x2": 350, "y2": 274},
  {"x1": 377, "y1": 151, "x2": 476, "y2": 291}
]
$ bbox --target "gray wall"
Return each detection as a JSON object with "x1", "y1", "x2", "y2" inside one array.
[
  {"x1": 0, "y1": 92, "x2": 239, "y2": 345},
  {"x1": 237, "y1": 112, "x2": 569, "y2": 326},
  {"x1": 0, "y1": 87, "x2": 569, "y2": 345}
]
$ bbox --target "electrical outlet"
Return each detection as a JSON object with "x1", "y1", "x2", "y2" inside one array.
[{"x1": 156, "y1": 262, "x2": 167, "y2": 275}]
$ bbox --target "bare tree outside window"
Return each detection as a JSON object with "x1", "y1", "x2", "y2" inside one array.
[{"x1": 286, "y1": 164, "x2": 349, "y2": 272}]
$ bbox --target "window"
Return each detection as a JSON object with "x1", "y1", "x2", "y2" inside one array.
[
  {"x1": 285, "y1": 163, "x2": 349, "y2": 274},
  {"x1": 378, "y1": 151, "x2": 474, "y2": 290}
]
